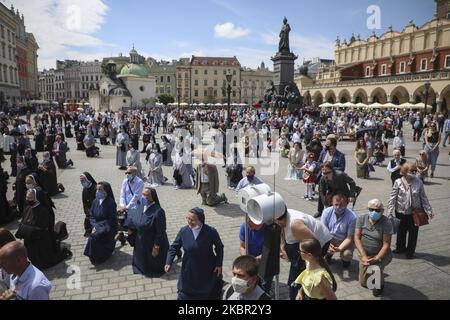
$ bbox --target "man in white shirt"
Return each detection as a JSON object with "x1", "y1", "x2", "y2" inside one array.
[
  {"x1": 0, "y1": 241, "x2": 51, "y2": 300},
  {"x1": 119, "y1": 166, "x2": 145, "y2": 212},
  {"x1": 292, "y1": 129, "x2": 301, "y2": 144}
]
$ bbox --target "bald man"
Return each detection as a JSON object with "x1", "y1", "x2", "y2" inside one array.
[{"x1": 0, "y1": 241, "x2": 51, "y2": 300}]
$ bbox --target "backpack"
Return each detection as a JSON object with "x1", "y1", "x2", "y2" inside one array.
[{"x1": 413, "y1": 120, "x2": 421, "y2": 130}]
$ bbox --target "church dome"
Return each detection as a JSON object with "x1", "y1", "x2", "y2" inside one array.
[{"x1": 118, "y1": 63, "x2": 149, "y2": 78}]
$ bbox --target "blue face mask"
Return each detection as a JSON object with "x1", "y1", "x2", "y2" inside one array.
[
  {"x1": 368, "y1": 210, "x2": 382, "y2": 221},
  {"x1": 140, "y1": 196, "x2": 148, "y2": 207},
  {"x1": 126, "y1": 174, "x2": 134, "y2": 182},
  {"x1": 96, "y1": 191, "x2": 105, "y2": 201},
  {"x1": 335, "y1": 207, "x2": 345, "y2": 215}
]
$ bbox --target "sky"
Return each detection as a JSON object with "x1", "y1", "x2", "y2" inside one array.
[{"x1": 5, "y1": 0, "x2": 436, "y2": 71}]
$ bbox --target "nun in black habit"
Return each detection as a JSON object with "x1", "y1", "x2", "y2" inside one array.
[
  {"x1": 37, "y1": 152, "x2": 61, "y2": 197},
  {"x1": 15, "y1": 189, "x2": 68, "y2": 270},
  {"x1": 13, "y1": 156, "x2": 32, "y2": 216},
  {"x1": 125, "y1": 187, "x2": 169, "y2": 277},
  {"x1": 34, "y1": 127, "x2": 45, "y2": 152},
  {"x1": 80, "y1": 172, "x2": 97, "y2": 237},
  {"x1": 165, "y1": 207, "x2": 224, "y2": 300},
  {"x1": 84, "y1": 181, "x2": 118, "y2": 265}
]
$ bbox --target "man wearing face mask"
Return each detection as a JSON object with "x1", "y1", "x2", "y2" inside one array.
[
  {"x1": 118, "y1": 166, "x2": 145, "y2": 244},
  {"x1": 224, "y1": 255, "x2": 271, "y2": 300},
  {"x1": 235, "y1": 166, "x2": 264, "y2": 196},
  {"x1": 316, "y1": 161, "x2": 356, "y2": 219},
  {"x1": 355, "y1": 199, "x2": 393, "y2": 297},
  {"x1": 321, "y1": 194, "x2": 357, "y2": 268}
]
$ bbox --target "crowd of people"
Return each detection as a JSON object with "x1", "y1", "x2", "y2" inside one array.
[{"x1": 0, "y1": 103, "x2": 446, "y2": 300}]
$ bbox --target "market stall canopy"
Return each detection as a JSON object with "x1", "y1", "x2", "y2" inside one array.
[
  {"x1": 319, "y1": 102, "x2": 334, "y2": 108},
  {"x1": 369, "y1": 102, "x2": 384, "y2": 109}
]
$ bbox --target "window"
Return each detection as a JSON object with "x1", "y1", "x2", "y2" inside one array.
[
  {"x1": 1, "y1": 25, "x2": 4, "y2": 38},
  {"x1": 139, "y1": 86, "x2": 145, "y2": 92},
  {"x1": 1, "y1": 43, "x2": 4, "y2": 58},
  {"x1": 195, "y1": 90, "x2": 199, "y2": 97},
  {"x1": 204, "y1": 90, "x2": 208, "y2": 97},
  {"x1": 160, "y1": 76, "x2": 164, "y2": 83},
  {"x1": 8, "y1": 46, "x2": 11, "y2": 61},
  {"x1": 447, "y1": 12, "x2": 450, "y2": 19},
  {"x1": 214, "y1": 90, "x2": 217, "y2": 97},
  {"x1": 155, "y1": 88, "x2": 159, "y2": 94},
  {"x1": 233, "y1": 80, "x2": 236, "y2": 86},
  {"x1": 214, "y1": 70, "x2": 217, "y2": 75},
  {"x1": 365, "y1": 66, "x2": 371, "y2": 77},
  {"x1": 233, "y1": 70, "x2": 236, "y2": 76},
  {"x1": 232, "y1": 91, "x2": 236, "y2": 98},
  {"x1": 204, "y1": 70, "x2": 208, "y2": 75},
  {"x1": 214, "y1": 80, "x2": 218, "y2": 86},
  {"x1": 381, "y1": 64, "x2": 387, "y2": 75},
  {"x1": 445, "y1": 55, "x2": 450, "y2": 69},
  {"x1": 96, "y1": 75, "x2": 99, "y2": 81},
  {"x1": 7, "y1": 30, "x2": 10, "y2": 42},
  {"x1": 194, "y1": 69, "x2": 198, "y2": 75},
  {"x1": 204, "y1": 80, "x2": 208, "y2": 86},
  {"x1": 420, "y1": 59, "x2": 427, "y2": 71},
  {"x1": 167, "y1": 76, "x2": 170, "y2": 82},
  {"x1": 194, "y1": 80, "x2": 198, "y2": 86},
  {"x1": 399, "y1": 62, "x2": 406, "y2": 73},
  {"x1": 91, "y1": 75, "x2": 94, "y2": 81}
]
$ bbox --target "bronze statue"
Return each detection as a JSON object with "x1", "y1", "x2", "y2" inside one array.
[{"x1": 279, "y1": 17, "x2": 291, "y2": 53}]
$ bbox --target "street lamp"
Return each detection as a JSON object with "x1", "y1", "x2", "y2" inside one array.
[
  {"x1": 177, "y1": 87, "x2": 181, "y2": 109},
  {"x1": 424, "y1": 81, "x2": 431, "y2": 115},
  {"x1": 226, "y1": 71, "x2": 232, "y2": 123}
]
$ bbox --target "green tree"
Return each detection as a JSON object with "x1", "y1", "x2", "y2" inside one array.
[
  {"x1": 141, "y1": 98, "x2": 151, "y2": 108},
  {"x1": 158, "y1": 94, "x2": 175, "y2": 106}
]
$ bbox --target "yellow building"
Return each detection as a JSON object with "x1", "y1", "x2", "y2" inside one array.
[
  {"x1": 241, "y1": 62, "x2": 274, "y2": 104},
  {"x1": 190, "y1": 56, "x2": 241, "y2": 104}
]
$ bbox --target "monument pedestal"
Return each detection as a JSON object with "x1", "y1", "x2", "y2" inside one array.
[{"x1": 271, "y1": 52, "x2": 298, "y2": 95}]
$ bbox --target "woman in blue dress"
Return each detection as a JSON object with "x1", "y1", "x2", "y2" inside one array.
[
  {"x1": 125, "y1": 187, "x2": 169, "y2": 277},
  {"x1": 84, "y1": 181, "x2": 118, "y2": 265},
  {"x1": 165, "y1": 207, "x2": 224, "y2": 300}
]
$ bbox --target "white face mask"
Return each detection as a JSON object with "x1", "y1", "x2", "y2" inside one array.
[{"x1": 231, "y1": 277, "x2": 250, "y2": 294}]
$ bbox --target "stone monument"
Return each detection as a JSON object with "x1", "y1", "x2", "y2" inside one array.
[{"x1": 268, "y1": 17, "x2": 303, "y2": 111}]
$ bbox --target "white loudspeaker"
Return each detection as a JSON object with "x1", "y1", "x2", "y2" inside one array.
[
  {"x1": 247, "y1": 192, "x2": 286, "y2": 225},
  {"x1": 238, "y1": 183, "x2": 272, "y2": 213}
]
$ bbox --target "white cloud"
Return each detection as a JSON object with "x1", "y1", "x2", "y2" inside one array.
[
  {"x1": 214, "y1": 22, "x2": 250, "y2": 39},
  {"x1": 261, "y1": 31, "x2": 335, "y2": 62},
  {"x1": 5, "y1": 0, "x2": 112, "y2": 70}
]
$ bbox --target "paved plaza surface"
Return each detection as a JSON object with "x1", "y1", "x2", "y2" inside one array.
[{"x1": 3, "y1": 125, "x2": 450, "y2": 300}]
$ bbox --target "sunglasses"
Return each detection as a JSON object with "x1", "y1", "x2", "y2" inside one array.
[{"x1": 368, "y1": 208, "x2": 382, "y2": 212}]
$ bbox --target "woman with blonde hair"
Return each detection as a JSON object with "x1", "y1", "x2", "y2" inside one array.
[{"x1": 415, "y1": 151, "x2": 429, "y2": 183}]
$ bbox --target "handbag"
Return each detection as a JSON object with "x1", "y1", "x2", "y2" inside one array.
[{"x1": 412, "y1": 208, "x2": 429, "y2": 227}]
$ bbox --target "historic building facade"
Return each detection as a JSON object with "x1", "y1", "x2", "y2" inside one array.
[
  {"x1": 189, "y1": 56, "x2": 241, "y2": 104},
  {"x1": 296, "y1": 0, "x2": 450, "y2": 115},
  {"x1": 241, "y1": 62, "x2": 274, "y2": 104}
]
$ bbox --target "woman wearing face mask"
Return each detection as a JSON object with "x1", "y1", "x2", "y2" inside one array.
[
  {"x1": 84, "y1": 182, "x2": 118, "y2": 265},
  {"x1": 354, "y1": 199, "x2": 393, "y2": 297},
  {"x1": 147, "y1": 143, "x2": 165, "y2": 188},
  {"x1": 124, "y1": 187, "x2": 169, "y2": 277},
  {"x1": 80, "y1": 172, "x2": 97, "y2": 237},
  {"x1": 387, "y1": 163, "x2": 434, "y2": 260},
  {"x1": 224, "y1": 255, "x2": 271, "y2": 300},
  {"x1": 423, "y1": 122, "x2": 440, "y2": 178},
  {"x1": 294, "y1": 238, "x2": 337, "y2": 300},
  {"x1": 126, "y1": 143, "x2": 143, "y2": 179},
  {"x1": 15, "y1": 189, "x2": 70, "y2": 270},
  {"x1": 165, "y1": 207, "x2": 224, "y2": 300}
]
